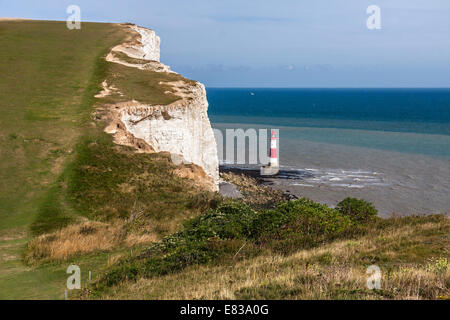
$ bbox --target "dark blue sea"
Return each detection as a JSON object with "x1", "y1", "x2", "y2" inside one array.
[{"x1": 207, "y1": 88, "x2": 450, "y2": 215}]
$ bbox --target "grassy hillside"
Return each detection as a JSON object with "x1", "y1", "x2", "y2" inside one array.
[
  {"x1": 0, "y1": 20, "x2": 128, "y2": 298},
  {"x1": 0, "y1": 20, "x2": 217, "y2": 299},
  {"x1": 83, "y1": 191, "x2": 448, "y2": 300},
  {"x1": 0, "y1": 20, "x2": 448, "y2": 300},
  {"x1": 97, "y1": 213, "x2": 449, "y2": 300},
  {"x1": 0, "y1": 20, "x2": 121, "y2": 231}
]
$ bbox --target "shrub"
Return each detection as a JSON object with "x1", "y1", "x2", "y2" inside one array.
[
  {"x1": 336, "y1": 197, "x2": 378, "y2": 223},
  {"x1": 96, "y1": 198, "x2": 377, "y2": 289},
  {"x1": 96, "y1": 202, "x2": 258, "y2": 287},
  {"x1": 185, "y1": 201, "x2": 257, "y2": 240},
  {"x1": 251, "y1": 198, "x2": 354, "y2": 252}
]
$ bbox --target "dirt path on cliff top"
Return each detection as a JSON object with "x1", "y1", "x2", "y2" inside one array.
[{"x1": 0, "y1": 20, "x2": 125, "y2": 299}]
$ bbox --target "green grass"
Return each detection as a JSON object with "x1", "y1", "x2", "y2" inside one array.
[
  {"x1": 92, "y1": 198, "x2": 378, "y2": 292},
  {"x1": 0, "y1": 20, "x2": 124, "y2": 231},
  {"x1": 0, "y1": 20, "x2": 127, "y2": 299},
  {"x1": 2, "y1": 20, "x2": 448, "y2": 301},
  {"x1": 93, "y1": 212, "x2": 449, "y2": 300},
  {"x1": 102, "y1": 62, "x2": 195, "y2": 105},
  {"x1": 111, "y1": 51, "x2": 155, "y2": 65},
  {"x1": 30, "y1": 131, "x2": 219, "y2": 237},
  {"x1": 0, "y1": 20, "x2": 217, "y2": 299}
]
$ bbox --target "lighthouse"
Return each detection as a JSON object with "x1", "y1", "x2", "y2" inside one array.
[
  {"x1": 269, "y1": 130, "x2": 278, "y2": 167},
  {"x1": 260, "y1": 130, "x2": 279, "y2": 176}
]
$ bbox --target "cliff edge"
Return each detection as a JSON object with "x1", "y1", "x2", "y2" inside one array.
[{"x1": 97, "y1": 24, "x2": 219, "y2": 191}]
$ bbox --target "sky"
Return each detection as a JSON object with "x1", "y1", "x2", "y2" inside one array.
[{"x1": 2, "y1": 0, "x2": 450, "y2": 87}]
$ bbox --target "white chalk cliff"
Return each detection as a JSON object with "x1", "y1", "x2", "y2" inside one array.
[{"x1": 101, "y1": 25, "x2": 219, "y2": 190}]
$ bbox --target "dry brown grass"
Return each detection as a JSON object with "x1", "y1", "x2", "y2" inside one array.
[
  {"x1": 98, "y1": 217, "x2": 449, "y2": 300},
  {"x1": 123, "y1": 233, "x2": 159, "y2": 247},
  {"x1": 24, "y1": 220, "x2": 160, "y2": 265},
  {"x1": 173, "y1": 163, "x2": 216, "y2": 191},
  {"x1": 25, "y1": 221, "x2": 124, "y2": 264},
  {"x1": 24, "y1": 217, "x2": 169, "y2": 265}
]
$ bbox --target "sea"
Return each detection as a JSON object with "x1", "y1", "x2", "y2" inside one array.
[{"x1": 207, "y1": 88, "x2": 450, "y2": 216}]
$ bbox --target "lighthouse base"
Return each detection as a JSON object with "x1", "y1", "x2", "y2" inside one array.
[{"x1": 260, "y1": 165, "x2": 279, "y2": 176}]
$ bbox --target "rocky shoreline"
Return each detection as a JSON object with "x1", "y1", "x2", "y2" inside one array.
[{"x1": 219, "y1": 167, "x2": 298, "y2": 209}]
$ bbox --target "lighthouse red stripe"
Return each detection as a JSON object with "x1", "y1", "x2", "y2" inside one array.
[{"x1": 270, "y1": 147, "x2": 277, "y2": 158}]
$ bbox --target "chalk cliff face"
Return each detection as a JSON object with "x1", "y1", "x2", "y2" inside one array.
[
  {"x1": 101, "y1": 25, "x2": 219, "y2": 190},
  {"x1": 111, "y1": 25, "x2": 161, "y2": 62},
  {"x1": 130, "y1": 25, "x2": 160, "y2": 61},
  {"x1": 120, "y1": 83, "x2": 219, "y2": 187}
]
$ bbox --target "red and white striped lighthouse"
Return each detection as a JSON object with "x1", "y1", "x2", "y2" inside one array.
[
  {"x1": 261, "y1": 129, "x2": 280, "y2": 176},
  {"x1": 269, "y1": 130, "x2": 279, "y2": 167}
]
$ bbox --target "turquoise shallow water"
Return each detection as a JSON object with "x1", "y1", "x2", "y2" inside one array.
[
  {"x1": 207, "y1": 88, "x2": 450, "y2": 215},
  {"x1": 208, "y1": 88, "x2": 450, "y2": 158}
]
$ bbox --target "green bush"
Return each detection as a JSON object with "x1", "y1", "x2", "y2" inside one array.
[
  {"x1": 184, "y1": 201, "x2": 257, "y2": 240},
  {"x1": 96, "y1": 202, "x2": 258, "y2": 287},
  {"x1": 251, "y1": 199, "x2": 354, "y2": 252},
  {"x1": 336, "y1": 197, "x2": 378, "y2": 223},
  {"x1": 96, "y1": 198, "x2": 377, "y2": 289}
]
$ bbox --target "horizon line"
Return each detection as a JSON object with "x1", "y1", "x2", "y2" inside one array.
[{"x1": 205, "y1": 86, "x2": 450, "y2": 89}]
